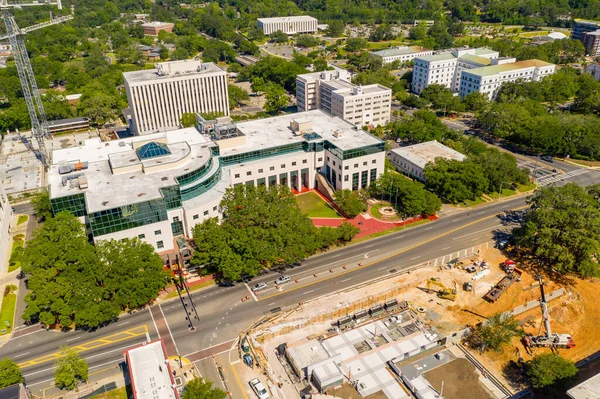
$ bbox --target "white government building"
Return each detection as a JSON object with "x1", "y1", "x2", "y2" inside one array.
[
  {"x1": 0, "y1": 185, "x2": 12, "y2": 273},
  {"x1": 389, "y1": 140, "x2": 466, "y2": 182},
  {"x1": 48, "y1": 110, "x2": 385, "y2": 252},
  {"x1": 296, "y1": 69, "x2": 392, "y2": 127},
  {"x1": 371, "y1": 46, "x2": 433, "y2": 65},
  {"x1": 124, "y1": 60, "x2": 229, "y2": 135},
  {"x1": 411, "y1": 47, "x2": 500, "y2": 94},
  {"x1": 458, "y1": 59, "x2": 556, "y2": 99},
  {"x1": 257, "y1": 16, "x2": 318, "y2": 35}
]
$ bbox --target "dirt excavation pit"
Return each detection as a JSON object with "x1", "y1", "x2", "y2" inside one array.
[{"x1": 424, "y1": 358, "x2": 493, "y2": 399}]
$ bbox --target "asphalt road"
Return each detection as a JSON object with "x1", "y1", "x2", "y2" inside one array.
[{"x1": 3, "y1": 168, "x2": 600, "y2": 393}]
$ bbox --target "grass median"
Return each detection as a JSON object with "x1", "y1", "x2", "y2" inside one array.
[{"x1": 0, "y1": 286, "x2": 17, "y2": 335}]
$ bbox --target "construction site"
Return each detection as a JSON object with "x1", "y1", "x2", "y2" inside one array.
[{"x1": 236, "y1": 244, "x2": 600, "y2": 399}]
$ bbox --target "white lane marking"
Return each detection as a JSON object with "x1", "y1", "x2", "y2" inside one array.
[
  {"x1": 304, "y1": 290, "x2": 314, "y2": 294},
  {"x1": 411, "y1": 256, "x2": 421, "y2": 260},
  {"x1": 158, "y1": 304, "x2": 180, "y2": 355},
  {"x1": 14, "y1": 352, "x2": 29, "y2": 358},
  {"x1": 452, "y1": 224, "x2": 502, "y2": 240},
  {"x1": 451, "y1": 219, "x2": 459, "y2": 222},
  {"x1": 442, "y1": 246, "x2": 451, "y2": 250},
  {"x1": 341, "y1": 278, "x2": 352, "y2": 282},
  {"x1": 268, "y1": 302, "x2": 276, "y2": 306},
  {"x1": 117, "y1": 321, "x2": 130, "y2": 326},
  {"x1": 475, "y1": 211, "x2": 486, "y2": 215},
  {"x1": 471, "y1": 237, "x2": 479, "y2": 242},
  {"x1": 331, "y1": 253, "x2": 343, "y2": 258},
  {"x1": 395, "y1": 235, "x2": 404, "y2": 239},
  {"x1": 424, "y1": 227, "x2": 433, "y2": 230},
  {"x1": 244, "y1": 283, "x2": 259, "y2": 302},
  {"x1": 378, "y1": 267, "x2": 387, "y2": 270},
  {"x1": 66, "y1": 336, "x2": 82, "y2": 342},
  {"x1": 365, "y1": 244, "x2": 375, "y2": 248}
]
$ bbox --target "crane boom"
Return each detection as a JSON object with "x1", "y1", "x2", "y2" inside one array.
[{"x1": 0, "y1": 13, "x2": 73, "y2": 41}]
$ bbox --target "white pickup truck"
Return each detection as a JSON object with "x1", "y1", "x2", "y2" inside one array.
[{"x1": 249, "y1": 378, "x2": 269, "y2": 399}]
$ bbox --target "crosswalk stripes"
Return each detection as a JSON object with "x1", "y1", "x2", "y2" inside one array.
[{"x1": 536, "y1": 168, "x2": 589, "y2": 187}]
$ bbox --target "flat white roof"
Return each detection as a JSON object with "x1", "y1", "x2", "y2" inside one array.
[
  {"x1": 227, "y1": 110, "x2": 383, "y2": 155},
  {"x1": 125, "y1": 340, "x2": 177, "y2": 399},
  {"x1": 257, "y1": 15, "x2": 317, "y2": 23},
  {"x1": 372, "y1": 46, "x2": 431, "y2": 58},
  {"x1": 391, "y1": 140, "x2": 466, "y2": 169},
  {"x1": 123, "y1": 61, "x2": 225, "y2": 84},
  {"x1": 568, "y1": 372, "x2": 600, "y2": 399}
]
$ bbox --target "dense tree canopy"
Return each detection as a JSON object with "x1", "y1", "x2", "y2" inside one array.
[
  {"x1": 0, "y1": 358, "x2": 23, "y2": 389},
  {"x1": 21, "y1": 212, "x2": 168, "y2": 329},
  {"x1": 54, "y1": 346, "x2": 88, "y2": 390},
  {"x1": 182, "y1": 378, "x2": 227, "y2": 399},
  {"x1": 369, "y1": 173, "x2": 441, "y2": 217},
  {"x1": 333, "y1": 189, "x2": 366, "y2": 218},
  {"x1": 190, "y1": 185, "x2": 359, "y2": 280},
  {"x1": 526, "y1": 353, "x2": 578, "y2": 389},
  {"x1": 469, "y1": 313, "x2": 524, "y2": 351},
  {"x1": 513, "y1": 184, "x2": 600, "y2": 277}
]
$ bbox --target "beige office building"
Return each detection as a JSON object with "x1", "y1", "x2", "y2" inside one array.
[
  {"x1": 257, "y1": 16, "x2": 318, "y2": 35},
  {"x1": 124, "y1": 60, "x2": 229, "y2": 135}
]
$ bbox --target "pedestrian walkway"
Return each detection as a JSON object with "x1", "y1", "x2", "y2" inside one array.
[{"x1": 311, "y1": 213, "x2": 436, "y2": 239}]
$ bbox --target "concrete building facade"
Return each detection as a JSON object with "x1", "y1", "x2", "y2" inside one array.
[
  {"x1": 296, "y1": 69, "x2": 392, "y2": 127},
  {"x1": 371, "y1": 46, "x2": 433, "y2": 65},
  {"x1": 0, "y1": 184, "x2": 12, "y2": 273},
  {"x1": 141, "y1": 21, "x2": 175, "y2": 36},
  {"x1": 48, "y1": 110, "x2": 385, "y2": 252},
  {"x1": 572, "y1": 19, "x2": 600, "y2": 40},
  {"x1": 257, "y1": 16, "x2": 318, "y2": 35},
  {"x1": 458, "y1": 59, "x2": 555, "y2": 100},
  {"x1": 582, "y1": 30, "x2": 600, "y2": 56},
  {"x1": 586, "y1": 63, "x2": 600, "y2": 80},
  {"x1": 124, "y1": 60, "x2": 229, "y2": 135},
  {"x1": 411, "y1": 47, "x2": 499, "y2": 94},
  {"x1": 389, "y1": 140, "x2": 466, "y2": 182}
]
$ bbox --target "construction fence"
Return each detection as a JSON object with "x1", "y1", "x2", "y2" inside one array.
[{"x1": 508, "y1": 288, "x2": 565, "y2": 317}]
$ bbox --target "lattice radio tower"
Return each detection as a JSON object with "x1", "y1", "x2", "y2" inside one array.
[{"x1": 1, "y1": 0, "x2": 73, "y2": 166}]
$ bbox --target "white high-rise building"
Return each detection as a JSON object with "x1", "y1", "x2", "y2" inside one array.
[
  {"x1": 257, "y1": 16, "x2": 318, "y2": 35},
  {"x1": 0, "y1": 185, "x2": 12, "y2": 273},
  {"x1": 411, "y1": 48, "x2": 499, "y2": 94},
  {"x1": 458, "y1": 59, "x2": 556, "y2": 100},
  {"x1": 296, "y1": 69, "x2": 392, "y2": 127},
  {"x1": 124, "y1": 60, "x2": 229, "y2": 135}
]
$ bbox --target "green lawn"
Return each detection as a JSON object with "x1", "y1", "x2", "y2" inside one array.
[
  {"x1": 370, "y1": 202, "x2": 402, "y2": 221},
  {"x1": 0, "y1": 291, "x2": 16, "y2": 335},
  {"x1": 296, "y1": 192, "x2": 342, "y2": 218},
  {"x1": 88, "y1": 386, "x2": 128, "y2": 399},
  {"x1": 8, "y1": 240, "x2": 23, "y2": 273},
  {"x1": 463, "y1": 197, "x2": 486, "y2": 207},
  {"x1": 164, "y1": 280, "x2": 216, "y2": 299},
  {"x1": 17, "y1": 215, "x2": 28, "y2": 225},
  {"x1": 518, "y1": 182, "x2": 537, "y2": 192},
  {"x1": 498, "y1": 187, "x2": 517, "y2": 198},
  {"x1": 367, "y1": 40, "x2": 407, "y2": 50}
]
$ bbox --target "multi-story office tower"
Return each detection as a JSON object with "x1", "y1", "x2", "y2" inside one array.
[
  {"x1": 572, "y1": 19, "x2": 600, "y2": 40},
  {"x1": 458, "y1": 59, "x2": 555, "y2": 100},
  {"x1": 411, "y1": 47, "x2": 499, "y2": 94},
  {"x1": 257, "y1": 16, "x2": 318, "y2": 35},
  {"x1": 582, "y1": 30, "x2": 600, "y2": 56},
  {"x1": 296, "y1": 69, "x2": 392, "y2": 127},
  {"x1": 48, "y1": 110, "x2": 385, "y2": 252},
  {"x1": 371, "y1": 46, "x2": 433, "y2": 65},
  {"x1": 124, "y1": 60, "x2": 229, "y2": 135},
  {"x1": 0, "y1": 185, "x2": 12, "y2": 273}
]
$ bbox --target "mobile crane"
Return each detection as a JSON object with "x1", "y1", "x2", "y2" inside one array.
[{"x1": 524, "y1": 275, "x2": 575, "y2": 350}]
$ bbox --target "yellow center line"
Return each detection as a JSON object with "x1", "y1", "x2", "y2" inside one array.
[
  {"x1": 17, "y1": 324, "x2": 148, "y2": 369},
  {"x1": 258, "y1": 205, "x2": 528, "y2": 301}
]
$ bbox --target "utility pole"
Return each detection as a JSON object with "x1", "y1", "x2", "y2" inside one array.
[{"x1": 1, "y1": 0, "x2": 74, "y2": 167}]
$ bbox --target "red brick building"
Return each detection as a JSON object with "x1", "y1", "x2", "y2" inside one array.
[{"x1": 142, "y1": 21, "x2": 175, "y2": 36}]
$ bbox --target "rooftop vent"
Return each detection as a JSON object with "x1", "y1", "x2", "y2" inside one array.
[
  {"x1": 161, "y1": 177, "x2": 168, "y2": 181},
  {"x1": 333, "y1": 130, "x2": 344, "y2": 138}
]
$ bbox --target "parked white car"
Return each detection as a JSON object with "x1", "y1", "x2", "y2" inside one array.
[{"x1": 250, "y1": 378, "x2": 269, "y2": 399}]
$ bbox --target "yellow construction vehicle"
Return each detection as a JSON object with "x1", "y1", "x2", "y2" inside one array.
[{"x1": 426, "y1": 278, "x2": 457, "y2": 301}]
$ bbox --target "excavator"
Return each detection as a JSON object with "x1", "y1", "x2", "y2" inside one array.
[
  {"x1": 426, "y1": 278, "x2": 456, "y2": 301},
  {"x1": 524, "y1": 275, "x2": 575, "y2": 351}
]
